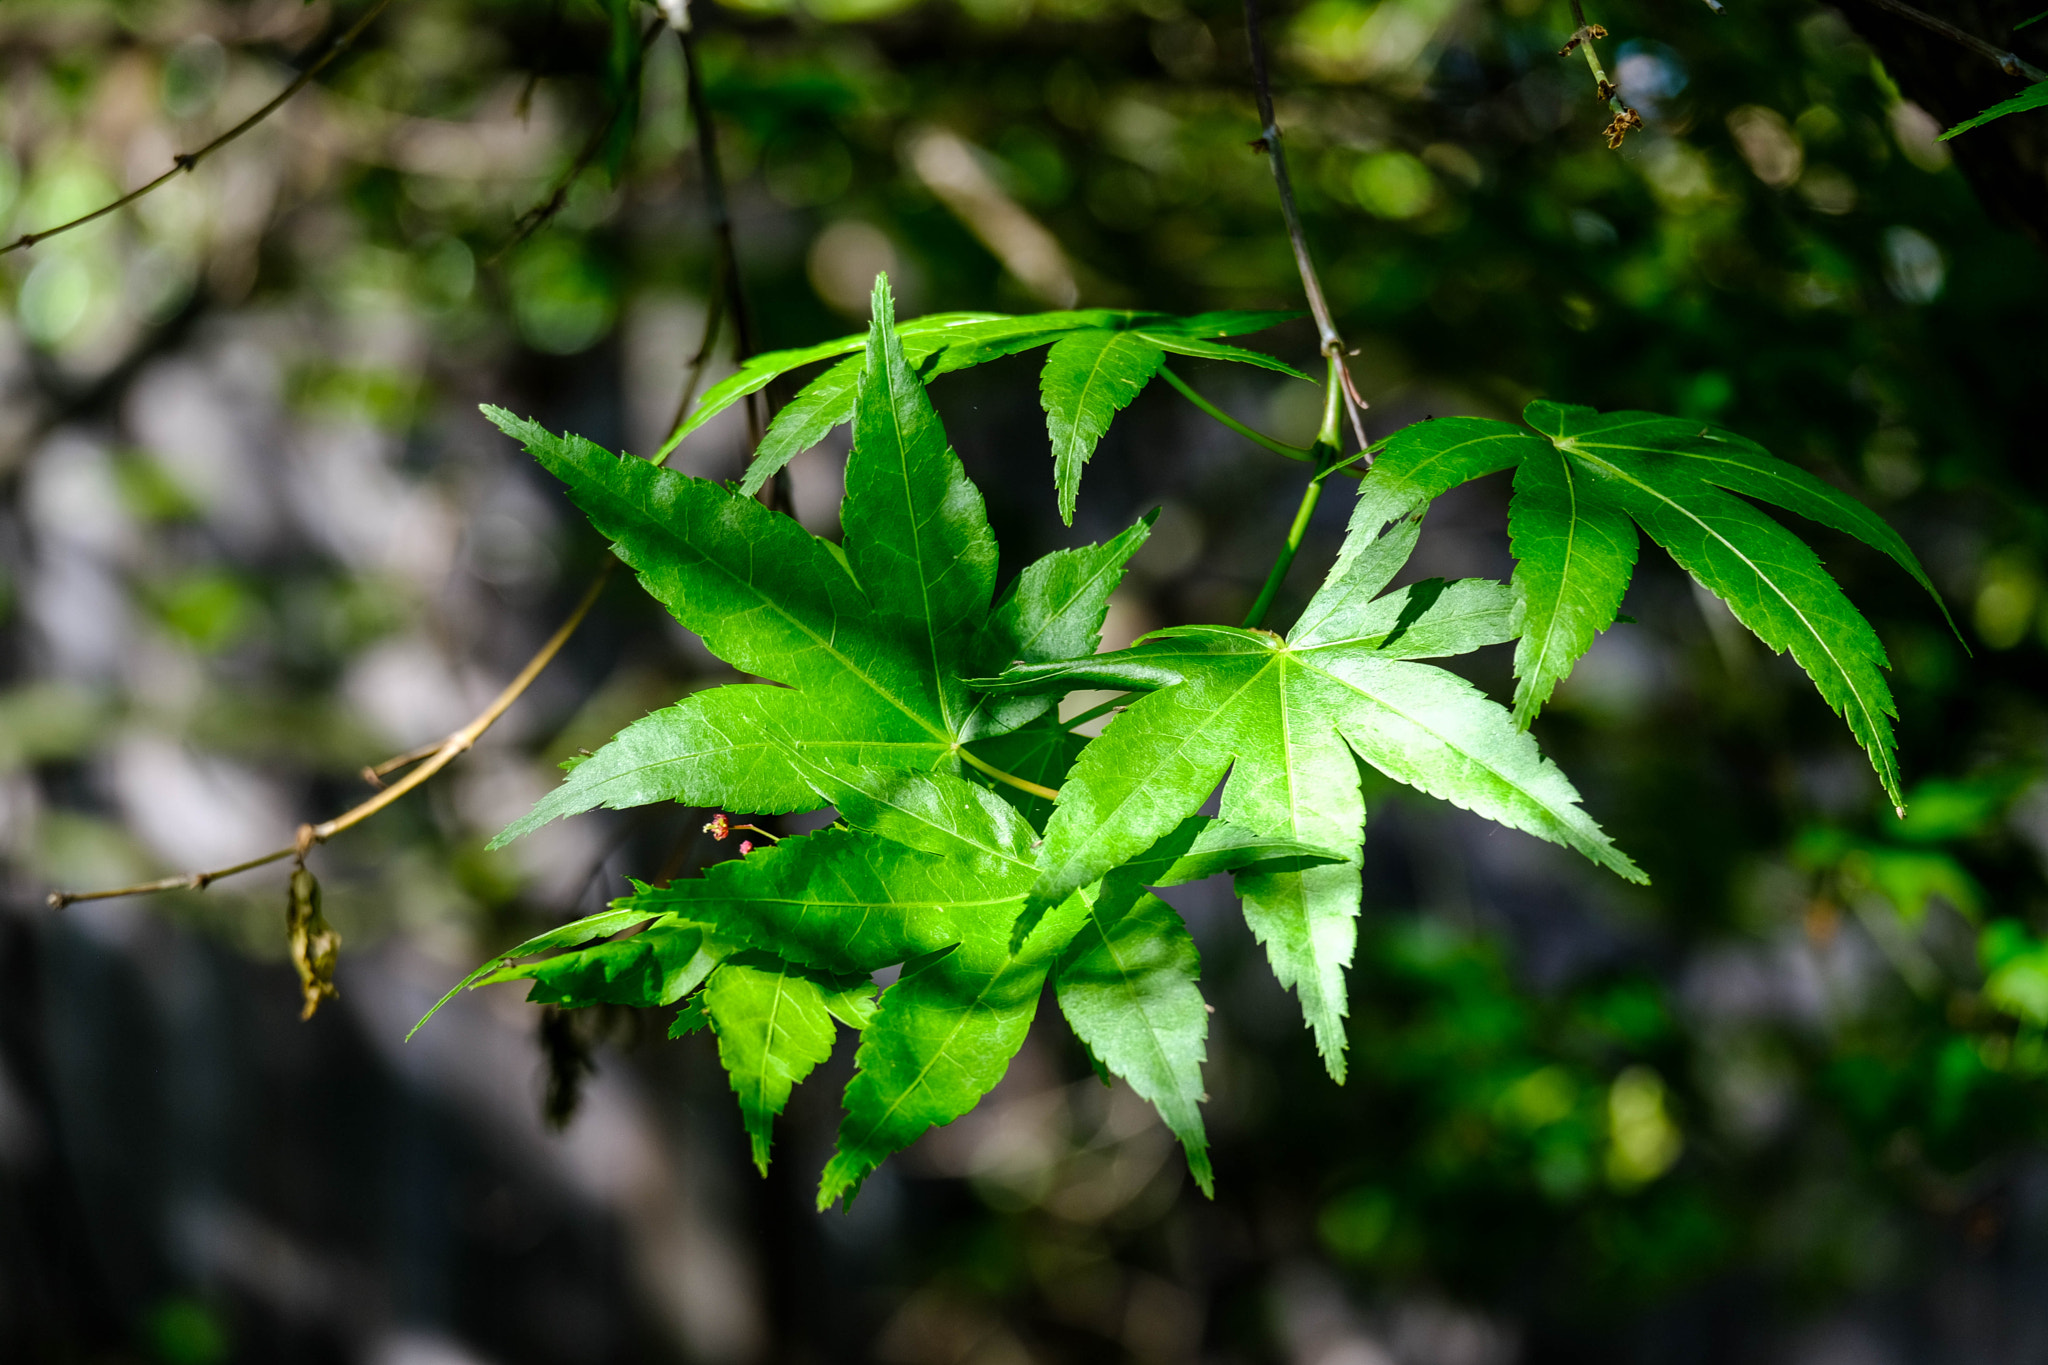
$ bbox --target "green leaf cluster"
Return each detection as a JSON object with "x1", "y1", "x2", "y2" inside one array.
[
  {"x1": 426, "y1": 278, "x2": 1938, "y2": 1206},
  {"x1": 659, "y1": 305, "x2": 1307, "y2": 522},
  {"x1": 1349, "y1": 402, "x2": 1952, "y2": 812}
]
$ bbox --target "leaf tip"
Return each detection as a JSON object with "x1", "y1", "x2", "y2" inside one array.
[
  {"x1": 1187, "y1": 1148, "x2": 1216, "y2": 1198},
  {"x1": 867, "y1": 271, "x2": 895, "y2": 329},
  {"x1": 816, "y1": 1154, "x2": 868, "y2": 1212}
]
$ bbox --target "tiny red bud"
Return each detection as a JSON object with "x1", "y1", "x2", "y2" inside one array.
[{"x1": 739, "y1": 840, "x2": 754, "y2": 855}]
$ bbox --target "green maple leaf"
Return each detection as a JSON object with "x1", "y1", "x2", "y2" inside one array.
[
  {"x1": 1055, "y1": 886, "x2": 1212, "y2": 1192},
  {"x1": 484, "y1": 277, "x2": 1149, "y2": 844},
  {"x1": 1347, "y1": 401, "x2": 1952, "y2": 811},
  {"x1": 623, "y1": 758, "x2": 1326, "y2": 1201},
  {"x1": 700, "y1": 951, "x2": 876, "y2": 1174},
  {"x1": 407, "y1": 901, "x2": 734, "y2": 1038},
  {"x1": 977, "y1": 510, "x2": 1644, "y2": 1080},
  {"x1": 1940, "y1": 81, "x2": 2048, "y2": 139},
  {"x1": 658, "y1": 305, "x2": 1308, "y2": 522}
]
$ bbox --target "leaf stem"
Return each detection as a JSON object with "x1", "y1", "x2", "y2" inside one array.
[
  {"x1": 47, "y1": 563, "x2": 614, "y2": 910},
  {"x1": 1158, "y1": 364, "x2": 1314, "y2": 462},
  {"x1": 956, "y1": 745, "x2": 1061, "y2": 803},
  {"x1": 1241, "y1": 475, "x2": 1326, "y2": 631},
  {"x1": 1853, "y1": 0, "x2": 2048, "y2": 81},
  {"x1": 1241, "y1": 355, "x2": 1345, "y2": 631},
  {"x1": 0, "y1": 0, "x2": 400, "y2": 257},
  {"x1": 1062, "y1": 695, "x2": 1131, "y2": 731}
]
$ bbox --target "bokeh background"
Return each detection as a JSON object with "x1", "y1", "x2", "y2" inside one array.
[{"x1": 5, "y1": 1, "x2": 2048, "y2": 1362}]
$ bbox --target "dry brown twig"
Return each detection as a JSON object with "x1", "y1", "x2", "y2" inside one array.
[
  {"x1": 1241, "y1": 0, "x2": 1371, "y2": 456},
  {"x1": 487, "y1": 16, "x2": 668, "y2": 268},
  {"x1": 677, "y1": 22, "x2": 767, "y2": 455},
  {"x1": 1855, "y1": 0, "x2": 2048, "y2": 82},
  {"x1": 47, "y1": 563, "x2": 613, "y2": 911},
  {"x1": 0, "y1": 0, "x2": 401, "y2": 257},
  {"x1": 1563, "y1": 0, "x2": 1645, "y2": 148}
]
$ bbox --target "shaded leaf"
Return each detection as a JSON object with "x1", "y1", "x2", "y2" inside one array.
[
  {"x1": 1940, "y1": 80, "x2": 2048, "y2": 139},
  {"x1": 1041, "y1": 330, "x2": 1164, "y2": 525},
  {"x1": 1056, "y1": 888, "x2": 1214, "y2": 1193},
  {"x1": 703, "y1": 951, "x2": 871, "y2": 1173},
  {"x1": 982, "y1": 518, "x2": 1641, "y2": 1078}
]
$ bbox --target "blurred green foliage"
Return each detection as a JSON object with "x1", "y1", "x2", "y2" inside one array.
[{"x1": 6, "y1": 0, "x2": 2048, "y2": 1357}]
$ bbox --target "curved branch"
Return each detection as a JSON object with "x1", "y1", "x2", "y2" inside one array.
[
  {"x1": 1854, "y1": 0, "x2": 2048, "y2": 81},
  {"x1": 488, "y1": 16, "x2": 667, "y2": 266},
  {"x1": 47, "y1": 563, "x2": 613, "y2": 909},
  {"x1": 0, "y1": 0, "x2": 400, "y2": 257},
  {"x1": 1241, "y1": 0, "x2": 1370, "y2": 452}
]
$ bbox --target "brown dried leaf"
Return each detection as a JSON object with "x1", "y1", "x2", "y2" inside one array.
[{"x1": 287, "y1": 864, "x2": 342, "y2": 1020}]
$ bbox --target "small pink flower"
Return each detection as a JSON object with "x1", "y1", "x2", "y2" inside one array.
[
  {"x1": 738, "y1": 840, "x2": 754, "y2": 855},
  {"x1": 704, "y1": 813, "x2": 730, "y2": 841}
]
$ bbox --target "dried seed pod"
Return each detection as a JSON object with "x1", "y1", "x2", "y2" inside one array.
[{"x1": 287, "y1": 863, "x2": 342, "y2": 1020}]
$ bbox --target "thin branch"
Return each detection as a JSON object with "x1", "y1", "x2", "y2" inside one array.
[
  {"x1": 662, "y1": 281, "x2": 728, "y2": 461},
  {"x1": 0, "y1": 0, "x2": 400, "y2": 257},
  {"x1": 677, "y1": 24, "x2": 765, "y2": 453},
  {"x1": 1562, "y1": 2, "x2": 1644, "y2": 147},
  {"x1": 1854, "y1": 0, "x2": 2048, "y2": 81},
  {"x1": 1061, "y1": 695, "x2": 1131, "y2": 732},
  {"x1": 1241, "y1": 0, "x2": 1369, "y2": 448},
  {"x1": 48, "y1": 564, "x2": 613, "y2": 910},
  {"x1": 361, "y1": 740, "x2": 442, "y2": 788},
  {"x1": 487, "y1": 16, "x2": 667, "y2": 268}
]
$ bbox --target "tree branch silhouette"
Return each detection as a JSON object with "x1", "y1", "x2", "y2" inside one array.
[
  {"x1": 0, "y1": 0, "x2": 400, "y2": 257},
  {"x1": 47, "y1": 563, "x2": 613, "y2": 910}
]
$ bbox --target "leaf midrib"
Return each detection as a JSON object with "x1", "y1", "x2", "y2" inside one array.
[
  {"x1": 750, "y1": 967, "x2": 793, "y2": 1133},
  {"x1": 1299, "y1": 648, "x2": 1639, "y2": 879},
  {"x1": 1043, "y1": 654, "x2": 1278, "y2": 895},
  {"x1": 841, "y1": 953, "x2": 1015, "y2": 1154},
  {"x1": 1577, "y1": 432, "x2": 1934, "y2": 591},
  {"x1": 1054, "y1": 333, "x2": 1127, "y2": 471},
  {"x1": 1077, "y1": 904, "x2": 1189, "y2": 1125},
  {"x1": 609, "y1": 483, "x2": 952, "y2": 744},
  {"x1": 878, "y1": 353, "x2": 968, "y2": 738},
  {"x1": 959, "y1": 550, "x2": 1134, "y2": 735},
  {"x1": 1521, "y1": 448, "x2": 1586, "y2": 716}
]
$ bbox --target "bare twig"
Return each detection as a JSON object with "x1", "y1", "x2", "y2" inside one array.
[
  {"x1": 361, "y1": 740, "x2": 442, "y2": 788},
  {"x1": 48, "y1": 564, "x2": 614, "y2": 910},
  {"x1": 1564, "y1": 1, "x2": 1644, "y2": 147},
  {"x1": 677, "y1": 24, "x2": 764, "y2": 452},
  {"x1": 0, "y1": 0, "x2": 400, "y2": 257},
  {"x1": 661, "y1": 281, "x2": 728, "y2": 463},
  {"x1": 1854, "y1": 0, "x2": 2048, "y2": 81},
  {"x1": 487, "y1": 16, "x2": 667, "y2": 267},
  {"x1": 1241, "y1": 0, "x2": 1370, "y2": 451}
]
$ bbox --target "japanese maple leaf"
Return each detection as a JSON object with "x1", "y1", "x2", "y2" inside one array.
[
  {"x1": 1349, "y1": 402, "x2": 1953, "y2": 811},
  {"x1": 662, "y1": 306, "x2": 1310, "y2": 522},
  {"x1": 978, "y1": 510, "x2": 1646, "y2": 1079},
  {"x1": 483, "y1": 277, "x2": 1148, "y2": 844}
]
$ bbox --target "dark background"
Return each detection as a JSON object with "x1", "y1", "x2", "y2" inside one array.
[{"x1": 5, "y1": 0, "x2": 2048, "y2": 1362}]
